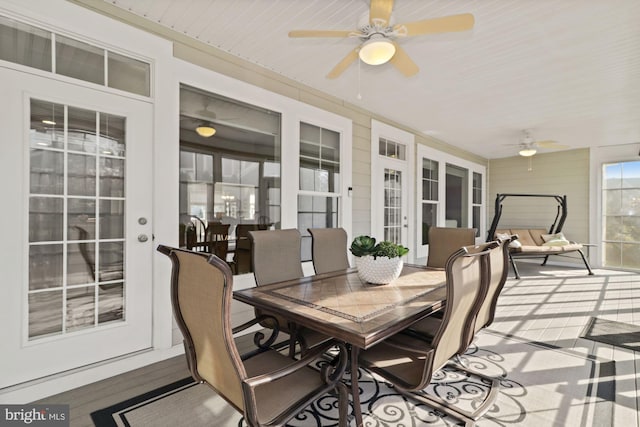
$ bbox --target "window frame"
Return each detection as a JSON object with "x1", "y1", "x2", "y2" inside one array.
[{"x1": 415, "y1": 143, "x2": 486, "y2": 259}]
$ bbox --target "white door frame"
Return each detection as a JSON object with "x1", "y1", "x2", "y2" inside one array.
[
  {"x1": 0, "y1": 67, "x2": 154, "y2": 388},
  {"x1": 371, "y1": 120, "x2": 415, "y2": 262}
]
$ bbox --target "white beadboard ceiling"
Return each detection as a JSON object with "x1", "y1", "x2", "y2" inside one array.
[{"x1": 105, "y1": 0, "x2": 640, "y2": 159}]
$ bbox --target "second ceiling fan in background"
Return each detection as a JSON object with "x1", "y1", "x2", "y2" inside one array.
[{"x1": 288, "y1": 0, "x2": 475, "y2": 78}]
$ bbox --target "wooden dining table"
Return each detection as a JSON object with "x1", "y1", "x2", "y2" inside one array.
[{"x1": 233, "y1": 264, "x2": 447, "y2": 426}]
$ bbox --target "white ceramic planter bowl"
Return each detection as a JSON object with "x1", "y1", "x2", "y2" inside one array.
[{"x1": 355, "y1": 255, "x2": 403, "y2": 285}]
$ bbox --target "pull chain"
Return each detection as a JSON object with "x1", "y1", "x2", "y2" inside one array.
[{"x1": 357, "y1": 57, "x2": 362, "y2": 100}]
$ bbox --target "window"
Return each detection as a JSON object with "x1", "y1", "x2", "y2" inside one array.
[
  {"x1": 178, "y1": 85, "x2": 281, "y2": 274},
  {"x1": 602, "y1": 161, "x2": 640, "y2": 269},
  {"x1": 472, "y1": 172, "x2": 482, "y2": 238},
  {"x1": 0, "y1": 14, "x2": 150, "y2": 96},
  {"x1": 379, "y1": 137, "x2": 406, "y2": 160},
  {"x1": 298, "y1": 122, "x2": 340, "y2": 261},
  {"x1": 445, "y1": 163, "x2": 469, "y2": 228},
  {"x1": 416, "y1": 144, "x2": 485, "y2": 259},
  {"x1": 421, "y1": 158, "x2": 439, "y2": 245},
  {"x1": 28, "y1": 99, "x2": 126, "y2": 339}
]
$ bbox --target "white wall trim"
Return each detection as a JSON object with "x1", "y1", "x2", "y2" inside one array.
[{"x1": 0, "y1": 346, "x2": 184, "y2": 404}]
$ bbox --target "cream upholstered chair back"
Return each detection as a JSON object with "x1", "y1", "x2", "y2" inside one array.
[
  {"x1": 249, "y1": 229, "x2": 304, "y2": 286},
  {"x1": 473, "y1": 237, "x2": 510, "y2": 334},
  {"x1": 308, "y1": 227, "x2": 350, "y2": 274},
  {"x1": 158, "y1": 246, "x2": 246, "y2": 413},
  {"x1": 426, "y1": 227, "x2": 477, "y2": 269},
  {"x1": 430, "y1": 243, "x2": 493, "y2": 372}
]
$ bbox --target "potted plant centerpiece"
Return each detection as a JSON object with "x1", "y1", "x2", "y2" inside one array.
[{"x1": 350, "y1": 236, "x2": 409, "y2": 284}]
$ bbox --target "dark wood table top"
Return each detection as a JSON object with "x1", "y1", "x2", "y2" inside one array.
[{"x1": 234, "y1": 265, "x2": 447, "y2": 349}]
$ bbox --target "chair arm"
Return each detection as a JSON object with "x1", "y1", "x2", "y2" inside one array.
[
  {"x1": 233, "y1": 315, "x2": 281, "y2": 355},
  {"x1": 383, "y1": 334, "x2": 434, "y2": 355},
  {"x1": 243, "y1": 340, "x2": 344, "y2": 388},
  {"x1": 232, "y1": 314, "x2": 279, "y2": 334}
]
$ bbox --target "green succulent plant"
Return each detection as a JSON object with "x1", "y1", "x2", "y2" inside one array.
[{"x1": 350, "y1": 235, "x2": 409, "y2": 259}]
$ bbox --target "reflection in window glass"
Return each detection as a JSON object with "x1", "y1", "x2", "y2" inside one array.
[
  {"x1": 384, "y1": 168, "x2": 402, "y2": 244},
  {"x1": 421, "y1": 158, "x2": 439, "y2": 245},
  {"x1": 0, "y1": 15, "x2": 51, "y2": 71},
  {"x1": 602, "y1": 161, "x2": 640, "y2": 269},
  {"x1": 179, "y1": 85, "x2": 281, "y2": 275},
  {"x1": 56, "y1": 34, "x2": 104, "y2": 85},
  {"x1": 1, "y1": 15, "x2": 150, "y2": 97},
  {"x1": 298, "y1": 122, "x2": 341, "y2": 259},
  {"x1": 379, "y1": 137, "x2": 406, "y2": 160},
  {"x1": 108, "y1": 51, "x2": 150, "y2": 96},
  {"x1": 68, "y1": 107, "x2": 97, "y2": 153},
  {"x1": 298, "y1": 195, "x2": 338, "y2": 261},
  {"x1": 445, "y1": 163, "x2": 468, "y2": 228},
  {"x1": 472, "y1": 172, "x2": 482, "y2": 237},
  {"x1": 28, "y1": 99, "x2": 127, "y2": 339},
  {"x1": 30, "y1": 100, "x2": 65, "y2": 150}
]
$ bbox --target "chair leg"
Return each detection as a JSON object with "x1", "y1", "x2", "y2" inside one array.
[
  {"x1": 396, "y1": 388, "x2": 476, "y2": 427},
  {"x1": 578, "y1": 249, "x2": 594, "y2": 275},
  {"x1": 443, "y1": 362, "x2": 501, "y2": 421},
  {"x1": 509, "y1": 253, "x2": 520, "y2": 279}
]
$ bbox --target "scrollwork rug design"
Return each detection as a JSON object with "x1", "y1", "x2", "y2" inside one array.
[{"x1": 92, "y1": 332, "x2": 612, "y2": 427}]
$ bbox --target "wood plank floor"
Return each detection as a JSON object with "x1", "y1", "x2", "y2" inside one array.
[{"x1": 36, "y1": 355, "x2": 190, "y2": 427}]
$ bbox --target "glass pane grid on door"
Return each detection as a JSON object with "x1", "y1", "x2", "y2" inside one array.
[
  {"x1": 28, "y1": 99, "x2": 125, "y2": 340},
  {"x1": 384, "y1": 168, "x2": 402, "y2": 244},
  {"x1": 602, "y1": 161, "x2": 640, "y2": 269}
]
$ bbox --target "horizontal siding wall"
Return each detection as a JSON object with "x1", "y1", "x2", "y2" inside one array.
[{"x1": 488, "y1": 149, "x2": 590, "y2": 264}]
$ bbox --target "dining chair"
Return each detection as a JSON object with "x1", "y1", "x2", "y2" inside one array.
[
  {"x1": 185, "y1": 216, "x2": 208, "y2": 252},
  {"x1": 358, "y1": 244, "x2": 499, "y2": 426},
  {"x1": 426, "y1": 226, "x2": 477, "y2": 269},
  {"x1": 469, "y1": 235, "x2": 513, "y2": 335},
  {"x1": 249, "y1": 229, "x2": 331, "y2": 355},
  {"x1": 308, "y1": 227, "x2": 350, "y2": 275},
  {"x1": 206, "y1": 223, "x2": 230, "y2": 261},
  {"x1": 157, "y1": 245, "x2": 349, "y2": 427},
  {"x1": 234, "y1": 224, "x2": 263, "y2": 274},
  {"x1": 404, "y1": 240, "x2": 507, "y2": 365}
]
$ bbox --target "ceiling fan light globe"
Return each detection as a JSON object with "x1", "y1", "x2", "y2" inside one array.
[
  {"x1": 359, "y1": 37, "x2": 396, "y2": 65},
  {"x1": 519, "y1": 148, "x2": 537, "y2": 157},
  {"x1": 196, "y1": 125, "x2": 216, "y2": 137}
]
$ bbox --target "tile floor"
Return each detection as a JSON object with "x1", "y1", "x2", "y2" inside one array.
[{"x1": 488, "y1": 261, "x2": 640, "y2": 426}]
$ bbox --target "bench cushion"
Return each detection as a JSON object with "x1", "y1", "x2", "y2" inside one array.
[{"x1": 495, "y1": 228, "x2": 583, "y2": 254}]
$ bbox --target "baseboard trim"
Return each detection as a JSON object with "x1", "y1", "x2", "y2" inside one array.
[{"x1": 0, "y1": 345, "x2": 185, "y2": 404}]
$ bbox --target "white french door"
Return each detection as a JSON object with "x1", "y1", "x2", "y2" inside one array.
[
  {"x1": 0, "y1": 68, "x2": 153, "y2": 388},
  {"x1": 371, "y1": 120, "x2": 414, "y2": 261}
]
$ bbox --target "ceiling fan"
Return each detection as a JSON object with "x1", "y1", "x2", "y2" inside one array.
[
  {"x1": 288, "y1": 0, "x2": 474, "y2": 79},
  {"x1": 516, "y1": 129, "x2": 569, "y2": 157}
]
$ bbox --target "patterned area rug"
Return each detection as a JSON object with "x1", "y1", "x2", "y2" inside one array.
[{"x1": 91, "y1": 332, "x2": 613, "y2": 426}]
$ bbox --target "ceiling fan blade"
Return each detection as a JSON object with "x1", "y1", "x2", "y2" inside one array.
[
  {"x1": 389, "y1": 43, "x2": 419, "y2": 77},
  {"x1": 289, "y1": 30, "x2": 353, "y2": 38},
  {"x1": 370, "y1": 0, "x2": 394, "y2": 25},
  {"x1": 537, "y1": 140, "x2": 570, "y2": 149},
  {"x1": 326, "y1": 48, "x2": 359, "y2": 79},
  {"x1": 394, "y1": 13, "x2": 475, "y2": 36}
]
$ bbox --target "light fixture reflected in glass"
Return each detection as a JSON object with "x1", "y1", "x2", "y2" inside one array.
[
  {"x1": 42, "y1": 119, "x2": 56, "y2": 125},
  {"x1": 196, "y1": 124, "x2": 216, "y2": 137},
  {"x1": 359, "y1": 35, "x2": 396, "y2": 65},
  {"x1": 518, "y1": 148, "x2": 537, "y2": 157}
]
